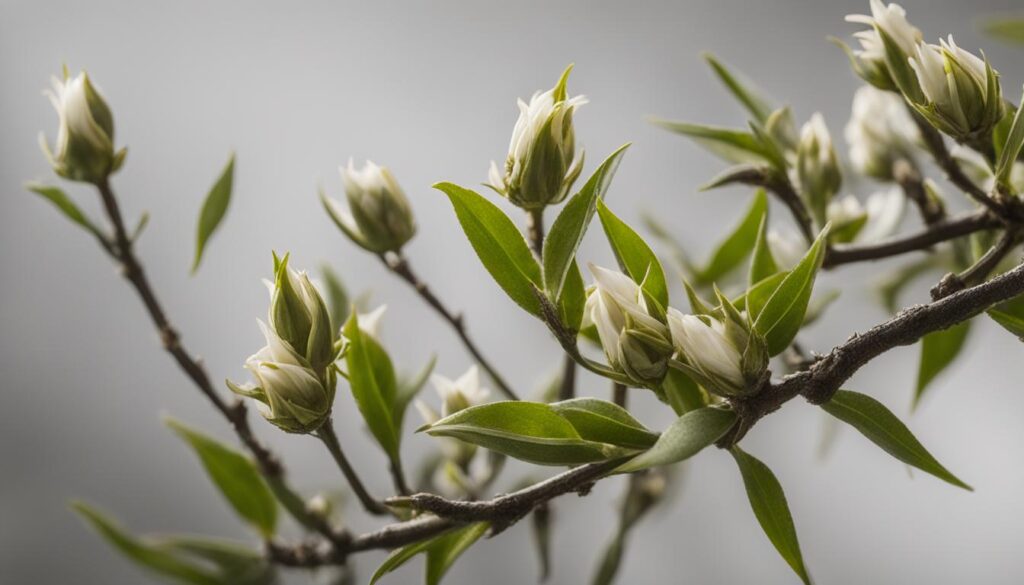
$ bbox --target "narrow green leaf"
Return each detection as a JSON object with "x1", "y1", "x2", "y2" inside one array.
[
  {"x1": 749, "y1": 209, "x2": 779, "y2": 286},
  {"x1": 155, "y1": 537, "x2": 277, "y2": 585},
  {"x1": 658, "y1": 368, "x2": 707, "y2": 415},
  {"x1": 734, "y1": 271, "x2": 788, "y2": 321},
  {"x1": 558, "y1": 260, "x2": 587, "y2": 331},
  {"x1": 650, "y1": 119, "x2": 777, "y2": 165},
  {"x1": 698, "y1": 189, "x2": 768, "y2": 284},
  {"x1": 343, "y1": 312, "x2": 399, "y2": 458},
  {"x1": 821, "y1": 390, "x2": 972, "y2": 490},
  {"x1": 988, "y1": 293, "x2": 1024, "y2": 339},
  {"x1": 370, "y1": 523, "x2": 489, "y2": 585},
  {"x1": 914, "y1": 322, "x2": 971, "y2": 409},
  {"x1": 320, "y1": 264, "x2": 350, "y2": 332},
  {"x1": 543, "y1": 144, "x2": 631, "y2": 299},
  {"x1": 435, "y1": 182, "x2": 542, "y2": 315},
  {"x1": 425, "y1": 522, "x2": 489, "y2": 585},
  {"x1": 423, "y1": 402, "x2": 628, "y2": 466},
  {"x1": 703, "y1": 52, "x2": 773, "y2": 123},
  {"x1": 165, "y1": 418, "x2": 277, "y2": 537},
  {"x1": 754, "y1": 226, "x2": 829, "y2": 356},
  {"x1": 191, "y1": 153, "x2": 235, "y2": 274},
  {"x1": 596, "y1": 199, "x2": 669, "y2": 309},
  {"x1": 394, "y1": 354, "x2": 437, "y2": 431},
  {"x1": 985, "y1": 18, "x2": 1024, "y2": 45},
  {"x1": 550, "y1": 398, "x2": 659, "y2": 449},
  {"x1": 72, "y1": 502, "x2": 223, "y2": 585},
  {"x1": 996, "y1": 85, "x2": 1024, "y2": 188},
  {"x1": 730, "y1": 447, "x2": 811, "y2": 585},
  {"x1": 26, "y1": 182, "x2": 106, "y2": 241},
  {"x1": 615, "y1": 407, "x2": 736, "y2": 473}
]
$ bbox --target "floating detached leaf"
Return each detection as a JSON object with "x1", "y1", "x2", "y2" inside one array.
[{"x1": 191, "y1": 153, "x2": 235, "y2": 274}]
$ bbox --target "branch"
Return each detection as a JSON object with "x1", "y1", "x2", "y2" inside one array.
[
  {"x1": 93, "y1": 179, "x2": 343, "y2": 544},
  {"x1": 379, "y1": 253, "x2": 520, "y2": 400},
  {"x1": 723, "y1": 258, "x2": 1024, "y2": 444},
  {"x1": 315, "y1": 419, "x2": 391, "y2": 516},
  {"x1": 823, "y1": 209, "x2": 1000, "y2": 267},
  {"x1": 893, "y1": 158, "x2": 945, "y2": 226}
]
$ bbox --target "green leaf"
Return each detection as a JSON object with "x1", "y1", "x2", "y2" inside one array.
[
  {"x1": 877, "y1": 25, "x2": 924, "y2": 103},
  {"x1": 730, "y1": 447, "x2": 811, "y2": 585},
  {"x1": 914, "y1": 322, "x2": 971, "y2": 409},
  {"x1": 703, "y1": 52, "x2": 773, "y2": 123},
  {"x1": 543, "y1": 144, "x2": 631, "y2": 300},
  {"x1": 343, "y1": 312, "x2": 399, "y2": 459},
  {"x1": 985, "y1": 18, "x2": 1024, "y2": 45},
  {"x1": 550, "y1": 398, "x2": 659, "y2": 449},
  {"x1": 658, "y1": 368, "x2": 707, "y2": 415},
  {"x1": 72, "y1": 502, "x2": 223, "y2": 585},
  {"x1": 156, "y1": 537, "x2": 277, "y2": 585},
  {"x1": 395, "y1": 354, "x2": 437, "y2": 431},
  {"x1": 371, "y1": 522, "x2": 489, "y2": 585},
  {"x1": 754, "y1": 226, "x2": 828, "y2": 356},
  {"x1": 165, "y1": 418, "x2": 277, "y2": 538},
  {"x1": 596, "y1": 199, "x2": 669, "y2": 309},
  {"x1": 996, "y1": 85, "x2": 1024, "y2": 188},
  {"x1": 615, "y1": 407, "x2": 736, "y2": 473},
  {"x1": 425, "y1": 522, "x2": 489, "y2": 585},
  {"x1": 435, "y1": 182, "x2": 543, "y2": 315},
  {"x1": 320, "y1": 264, "x2": 350, "y2": 332},
  {"x1": 988, "y1": 293, "x2": 1024, "y2": 339},
  {"x1": 749, "y1": 210, "x2": 779, "y2": 286},
  {"x1": 422, "y1": 402, "x2": 629, "y2": 466},
  {"x1": 558, "y1": 260, "x2": 587, "y2": 331},
  {"x1": 697, "y1": 190, "x2": 768, "y2": 285},
  {"x1": 191, "y1": 153, "x2": 235, "y2": 274},
  {"x1": 26, "y1": 182, "x2": 106, "y2": 241},
  {"x1": 821, "y1": 390, "x2": 972, "y2": 490},
  {"x1": 650, "y1": 119, "x2": 778, "y2": 166}
]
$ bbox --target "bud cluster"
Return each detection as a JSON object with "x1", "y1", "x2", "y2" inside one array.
[{"x1": 228, "y1": 254, "x2": 339, "y2": 434}]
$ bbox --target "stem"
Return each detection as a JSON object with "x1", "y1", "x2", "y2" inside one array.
[
  {"x1": 893, "y1": 158, "x2": 944, "y2": 226},
  {"x1": 612, "y1": 382, "x2": 627, "y2": 408},
  {"x1": 92, "y1": 179, "x2": 339, "y2": 540},
  {"x1": 764, "y1": 172, "x2": 815, "y2": 244},
  {"x1": 380, "y1": 253, "x2": 519, "y2": 400},
  {"x1": 823, "y1": 209, "x2": 999, "y2": 267},
  {"x1": 558, "y1": 354, "x2": 577, "y2": 401},
  {"x1": 526, "y1": 208, "x2": 545, "y2": 258},
  {"x1": 389, "y1": 455, "x2": 412, "y2": 496},
  {"x1": 315, "y1": 419, "x2": 390, "y2": 516}
]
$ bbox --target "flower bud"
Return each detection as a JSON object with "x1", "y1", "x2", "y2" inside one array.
[
  {"x1": 667, "y1": 303, "x2": 767, "y2": 399},
  {"x1": 228, "y1": 321, "x2": 335, "y2": 434},
  {"x1": 826, "y1": 195, "x2": 869, "y2": 244},
  {"x1": 322, "y1": 160, "x2": 416, "y2": 253},
  {"x1": 40, "y1": 70, "x2": 127, "y2": 184},
  {"x1": 267, "y1": 253, "x2": 335, "y2": 373},
  {"x1": 859, "y1": 187, "x2": 907, "y2": 243},
  {"x1": 767, "y1": 229, "x2": 807, "y2": 270},
  {"x1": 908, "y1": 37, "x2": 1005, "y2": 143},
  {"x1": 416, "y1": 365, "x2": 490, "y2": 467},
  {"x1": 796, "y1": 113, "x2": 842, "y2": 226},
  {"x1": 845, "y1": 86, "x2": 920, "y2": 180},
  {"x1": 584, "y1": 264, "x2": 673, "y2": 387},
  {"x1": 843, "y1": 0, "x2": 922, "y2": 90},
  {"x1": 487, "y1": 65, "x2": 587, "y2": 210}
]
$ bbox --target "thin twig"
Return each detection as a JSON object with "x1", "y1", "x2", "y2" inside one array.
[
  {"x1": 823, "y1": 209, "x2": 999, "y2": 267},
  {"x1": 92, "y1": 179, "x2": 341, "y2": 543},
  {"x1": 526, "y1": 208, "x2": 546, "y2": 259},
  {"x1": 379, "y1": 252, "x2": 519, "y2": 400},
  {"x1": 315, "y1": 419, "x2": 390, "y2": 516},
  {"x1": 932, "y1": 228, "x2": 1020, "y2": 300},
  {"x1": 612, "y1": 382, "x2": 627, "y2": 408},
  {"x1": 558, "y1": 354, "x2": 577, "y2": 401},
  {"x1": 893, "y1": 158, "x2": 944, "y2": 226}
]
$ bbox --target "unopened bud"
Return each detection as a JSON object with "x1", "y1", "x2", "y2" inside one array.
[
  {"x1": 322, "y1": 160, "x2": 416, "y2": 253},
  {"x1": 796, "y1": 113, "x2": 842, "y2": 226}
]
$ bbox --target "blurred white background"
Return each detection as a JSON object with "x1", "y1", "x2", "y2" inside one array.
[{"x1": 2, "y1": 1, "x2": 1023, "y2": 583}]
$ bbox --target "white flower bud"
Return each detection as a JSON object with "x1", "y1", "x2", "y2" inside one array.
[
  {"x1": 844, "y1": 0, "x2": 922, "y2": 89},
  {"x1": 859, "y1": 187, "x2": 907, "y2": 243},
  {"x1": 417, "y1": 365, "x2": 491, "y2": 467},
  {"x1": 908, "y1": 37, "x2": 1005, "y2": 142},
  {"x1": 323, "y1": 160, "x2": 416, "y2": 253},
  {"x1": 667, "y1": 307, "x2": 767, "y2": 398},
  {"x1": 796, "y1": 113, "x2": 842, "y2": 225},
  {"x1": 584, "y1": 264, "x2": 673, "y2": 386},
  {"x1": 767, "y1": 229, "x2": 807, "y2": 270},
  {"x1": 228, "y1": 321, "x2": 335, "y2": 434},
  {"x1": 845, "y1": 86, "x2": 920, "y2": 180},
  {"x1": 40, "y1": 70, "x2": 126, "y2": 184},
  {"x1": 826, "y1": 195, "x2": 869, "y2": 244},
  {"x1": 267, "y1": 254, "x2": 335, "y2": 373},
  {"x1": 487, "y1": 66, "x2": 587, "y2": 209}
]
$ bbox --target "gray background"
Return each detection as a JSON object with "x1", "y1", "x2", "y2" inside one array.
[{"x1": 2, "y1": 1, "x2": 1023, "y2": 583}]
